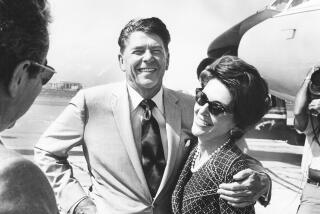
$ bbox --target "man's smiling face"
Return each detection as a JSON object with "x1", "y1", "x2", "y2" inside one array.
[{"x1": 118, "y1": 31, "x2": 169, "y2": 97}]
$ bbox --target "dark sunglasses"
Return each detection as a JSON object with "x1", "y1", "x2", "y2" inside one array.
[
  {"x1": 195, "y1": 88, "x2": 231, "y2": 116},
  {"x1": 30, "y1": 60, "x2": 56, "y2": 85}
]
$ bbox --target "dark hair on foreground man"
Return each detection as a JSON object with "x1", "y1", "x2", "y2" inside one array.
[{"x1": 0, "y1": 0, "x2": 58, "y2": 213}]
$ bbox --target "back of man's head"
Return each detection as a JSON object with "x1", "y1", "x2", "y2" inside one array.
[
  {"x1": 118, "y1": 17, "x2": 171, "y2": 53},
  {"x1": 0, "y1": 0, "x2": 51, "y2": 87}
]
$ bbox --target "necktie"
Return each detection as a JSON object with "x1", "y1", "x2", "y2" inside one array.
[{"x1": 140, "y1": 99, "x2": 166, "y2": 198}]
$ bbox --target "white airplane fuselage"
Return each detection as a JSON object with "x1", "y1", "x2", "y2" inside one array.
[{"x1": 238, "y1": 1, "x2": 320, "y2": 101}]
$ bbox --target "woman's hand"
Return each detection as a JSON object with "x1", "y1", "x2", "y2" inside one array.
[{"x1": 217, "y1": 168, "x2": 270, "y2": 207}]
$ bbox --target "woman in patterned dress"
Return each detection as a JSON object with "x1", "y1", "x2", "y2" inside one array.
[{"x1": 172, "y1": 55, "x2": 270, "y2": 214}]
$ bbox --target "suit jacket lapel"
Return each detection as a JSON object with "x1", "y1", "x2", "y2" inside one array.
[
  {"x1": 157, "y1": 88, "x2": 181, "y2": 196},
  {"x1": 111, "y1": 82, "x2": 149, "y2": 197}
]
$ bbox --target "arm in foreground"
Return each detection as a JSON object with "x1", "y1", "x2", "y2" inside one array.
[
  {"x1": 0, "y1": 155, "x2": 58, "y2": 214},
  {"x1": 34, "y1": 91, "x2": 96, "y2": 214}
]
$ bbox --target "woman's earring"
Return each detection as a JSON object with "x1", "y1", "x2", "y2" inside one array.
[{"x1": 230, "y1": 127, "x2": 244, "y2": 139}]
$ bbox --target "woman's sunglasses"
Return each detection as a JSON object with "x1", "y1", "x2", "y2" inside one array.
[
  {"x1": 30, "y1": 60, "x2": 56, "y2": 85},
  {"x1": 195, "y1": 88, "x2": 231, "y2": 116}
]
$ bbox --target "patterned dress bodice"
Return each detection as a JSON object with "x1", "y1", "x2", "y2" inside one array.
[{"x1": 172, "y1": 141, "x2": 255, "y2": 214}]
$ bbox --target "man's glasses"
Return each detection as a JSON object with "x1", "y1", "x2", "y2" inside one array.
[
  {"x1": 195, "y1": 88, "x2": 231, "y2": 116},
  {"x1": 30, "y1": 60, "x2": 56, "y2": 85}
]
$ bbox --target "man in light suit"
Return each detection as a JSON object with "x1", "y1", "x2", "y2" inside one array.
[
  {"x1": 0, "y1": 0, "x2": 58, "y2": 213},
  {"x1": 34, "y1": 17, "x2": 270, "y2": 214}
]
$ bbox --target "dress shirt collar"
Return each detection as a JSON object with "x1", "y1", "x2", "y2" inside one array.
[{"x1": 127, "y1": 84, "x2": 164, "y2": 114}]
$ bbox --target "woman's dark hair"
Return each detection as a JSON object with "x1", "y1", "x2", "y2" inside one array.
[{"x1": 199, "y1": 55, "x2": 270, "y2": 132}]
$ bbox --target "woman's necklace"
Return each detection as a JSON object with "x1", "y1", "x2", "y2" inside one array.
[{"x1": 191, "y1": 138, "x2": 231, "y2": 173}]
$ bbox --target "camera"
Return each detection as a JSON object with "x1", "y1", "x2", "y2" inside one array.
[
  {"x1": 308, "y1": 67, "x2": 320, "y2": 118},
  {"x1": 309, "y1": 109, "x2": 320, "y2": 118}
]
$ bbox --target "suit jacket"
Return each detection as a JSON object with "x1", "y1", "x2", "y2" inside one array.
[
  {"x1": 34, "y1": 81, "x2": 195, "y2": 214},
  {"x1": 0, "y1": 144, "x2": 58, "y2": 214}
]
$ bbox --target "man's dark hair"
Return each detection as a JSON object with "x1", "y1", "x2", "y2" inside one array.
[
  {"x1": 199, "y1": 55, "x2": 270, "y2": 131},
  {"x1": 0, "y1": 0, "x2": 51, "y2": 85},
  {"x1": 118, "y1": 17, "x2": 171, "y2": 53}
]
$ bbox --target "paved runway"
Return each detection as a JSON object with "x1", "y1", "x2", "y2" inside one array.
[{"x1": 246, "y1": 138, "x2": 302, "y2": 214}]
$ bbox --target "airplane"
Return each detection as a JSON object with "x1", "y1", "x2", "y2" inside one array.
[{"x1": 206, "y1": 0, "x2": 320, "y2": 144}]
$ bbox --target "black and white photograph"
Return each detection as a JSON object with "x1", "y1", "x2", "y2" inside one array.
[{"x1": 1, "y1": 0, "x2": 319, "y2": 213}]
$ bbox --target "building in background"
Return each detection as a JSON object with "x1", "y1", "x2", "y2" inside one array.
[
  {"x1": 41, "y1": 81, "x2": 83, "y2": 98},
  {"x1": 44, "y1": 81, "x2": 83, "y2": 91}
]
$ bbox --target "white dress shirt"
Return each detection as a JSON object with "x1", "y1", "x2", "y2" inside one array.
[{"x1": 127, "y1": 85, "x2": 168, "y2": 161}]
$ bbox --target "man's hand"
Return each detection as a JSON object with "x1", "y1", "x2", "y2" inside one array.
[
  {"x1": 73, "y1": 197, "x2": 97, "y2": 214},
  {"x1": 217, "y1": 168, "x2": 270, "y2": 207}
]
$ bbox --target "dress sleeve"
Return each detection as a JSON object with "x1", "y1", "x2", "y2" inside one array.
[
  {"x1": 219, "y1": 157, "x2": 255, "y2": 214},
  {"x1": 34, "y1": 90, "x2": 89, "y2": 213},
  {"x1": 219, "y1": 197, "x2": 255, "y2": 214}
]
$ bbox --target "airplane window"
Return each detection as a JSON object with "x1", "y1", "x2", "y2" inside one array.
[
  {"x1": 289, "y1": 0, "x2": 310, "y2": 8},
  {"x1": 270, "y1": 0, "x2": 290, "y2": 11}
]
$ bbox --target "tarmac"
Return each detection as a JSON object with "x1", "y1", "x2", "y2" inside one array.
[{"x1": 245, "y1": 138, "x2": 302, "y2": 214}]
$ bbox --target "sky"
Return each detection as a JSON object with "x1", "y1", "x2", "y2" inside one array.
[{"x1": 47, "y1": 0, "x2": 270, "y2": 92}]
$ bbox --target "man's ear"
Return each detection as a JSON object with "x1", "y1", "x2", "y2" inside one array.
[
  {"x1": 166, "y1": 52, "x2": 170, "y2": 70},
  {"x1": 118, "y1": 53, "x2": 125, "y2": 72},
  {"x1": 8, "y1": 60, "x2": 31, "y2": 98}
]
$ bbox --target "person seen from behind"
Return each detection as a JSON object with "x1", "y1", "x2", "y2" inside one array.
[{"x1": 0, "y1": 0, "x2": 58, "y2": 213}]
